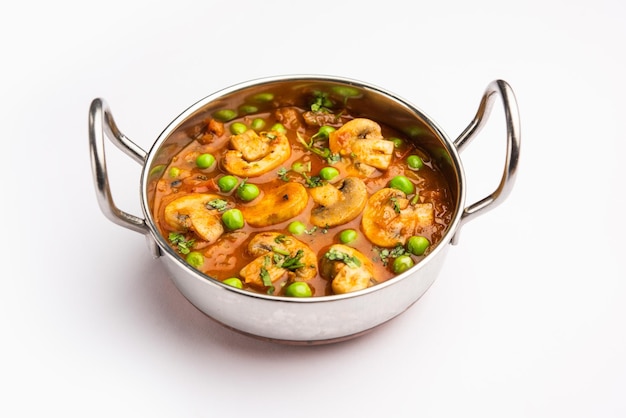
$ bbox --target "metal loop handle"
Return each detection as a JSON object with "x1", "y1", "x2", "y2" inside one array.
[
  {"x1": 451, "y1": 80, "x2": 521, "y2": 244},
  {"x1": 89, "y1": 98, "x2": 149, "y2": 235}
]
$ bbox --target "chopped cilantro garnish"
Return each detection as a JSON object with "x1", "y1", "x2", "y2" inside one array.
[
  {"x1": 389, "y1": 244, "x2": 407, "y2": 258},
  {"x1": 271, "y1": 246, "x2": 290, "y2": 256},
  {"x1": 260, "y1": 267, "x2": 274, "y2": 294},
  {"x1": 374, "y1": 244, "x2": 406, "y2": 266},
  {"x1": 274, "y1": 234, "x2": 290, "y2": 244},
  {"x1": 302, "y1": 172, "x2": 324, "y2": 188},
  {"x1": 273, "y1": 253, "x2": 284, "y2": 264},
  {"x1": 296, "y1": 131, "x2": 332, "y2": 161},
  {"x1": 280, "y1": 249, "x2": 305, "y2": 271},
  {"x1": 260, "y1": 256, "x2": 275, "y2": 294},
  {"x1": 311, "y1": 98, "x2": 323, "y2": 112},
  {"x1": 326, "y1": 152, "x2": 341, "y2": 164},
  {"x1": 206, "y1": 198, "x2": 228, "y2": 212},
  {"x1": 168, "y1": 232, "x2": 195, "y2": 255},
  {"x1": 390, "y1": 197, "x2": 401, "y2": 214},
  {"x1": 277, "y1": 167, "x2": 289, "y2": 181},
  {"x1": 310, "y1": 92, "x2": 333, "y2": 113},
  {"x1": 325, "y1": 248, "x2": 361, "y2": 268}
]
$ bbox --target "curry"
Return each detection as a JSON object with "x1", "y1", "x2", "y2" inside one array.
[{"x1": 150, "y1": 91, "x2": 454, "y2": 297}]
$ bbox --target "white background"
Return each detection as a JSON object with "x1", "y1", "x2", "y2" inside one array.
[{"x1": 3, "y1": 1, "x2": 625, "y2": 417}]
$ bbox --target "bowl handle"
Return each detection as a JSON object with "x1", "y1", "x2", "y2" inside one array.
[
  {"x1": 89, "y1": 98, "x2": 150, "y2": 235},
  {"x1": 451, "y1": 80, "x2": 521, "y2": 245}
]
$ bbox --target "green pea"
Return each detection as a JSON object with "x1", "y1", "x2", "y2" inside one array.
[
  {"x1": 251, "y1": 118, "x2": 266, "y2": 131},
  {"x1": 149, "y1": 164, "x2": 165, "y2": 177},
  {"x1": 196, "y1": 153, "x2": 215, "y2": 169},
  {"x1": 271, "y1": 123, "x2": 287, "y2": 134},
  {"x1": 390, "y1": 137, "x2": 403, "y2": 148},
  {"x1": 217, "y1": 175, "x2": 238, "y2": 192},
  {"x1": 230, "y1": 122, "x2": 248, "y2": 135},
  {"x1": 168, "y1": 167, "x2": 180, "y2": 178},
  {"x1": 407, "y1": 155, "x2": 424, "y2": 170},
  {"x1": 222, "y1": 208, "x2": 244, "y2": 230},
  {"x1": 339, "y1": 229, "x2": 357, "y2": 244},
  {"x1": 238, "y1": 105, "x2": 258, "y2": 115},
  {"x1": 223, "y1": 277, "x2": 243, "y2": 289},
  {"x1": 288, "y1": 221, "x2": 306, "y2": 235},
  {"x1": 237, "y1": 182, "x2": 260, "y2": 201},
  {"x1": 316, "y1": 125, "x2": 336, "y2": 139},
  {"x1": 389, "y1": 175, "x2": 415, "y2": 195},
  {"x1": 252, "y1": 92, "x2": 274, "y2": 102},
  {"x1": 435, "y1": 147, "x2": 453, "y2": 165},
  {"x1": 186, "y1": 251, "x2": 204, "y2": 268},
  {"x1": 284, "y1": 281, "x2": 312, "y2": 297},
  {"x1": 407, "y1": 236, "x2": 430, "y2": 256},
  {"x1": 213, "y1": 109, "x2": 237, "y2": 122},
  {"x1": 404, "y1": 126, "x2": 428, "y2": 138},
  {"x1": 291, "y1": 161, "x2": 309, "y2": 173},
  {"x1": 392, "y1": 255, "x2": 414, "y2": 274},
  {"x1": 319, "y1": 166, "x2": 339, "y2": 181},
  {"x1": 331, "y1": 86, "x2": 360, "y2": 98}
]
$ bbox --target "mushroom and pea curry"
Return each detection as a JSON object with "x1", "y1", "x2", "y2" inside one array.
[{"x1": 150, "y1": 90, "x2": 454, "y2": 297}]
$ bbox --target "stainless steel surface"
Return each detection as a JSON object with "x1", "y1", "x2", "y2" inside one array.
[
  {"x1": 89, "y1": 98, "x2": 149, "y2": 235},
  {"x1": 450, "y1": 80, "x2": 521, "y2": 244},
  {"x1": 88, "y1": 75, "x2": 521, "y2": 344}
]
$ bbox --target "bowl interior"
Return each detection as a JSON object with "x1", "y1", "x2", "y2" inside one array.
[
  {"x1": 146, "y1": 75, "x2": 461, "y2": 207},
  {"x1": 141, "y1": 75, "x2": 465, "y2": 296}
]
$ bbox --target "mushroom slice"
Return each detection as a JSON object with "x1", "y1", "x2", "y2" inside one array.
[
  {"x1": 309, "y1": 177, "x2": 368, "y2": 228},
  {"x1": 223, "y1": 129, "x2": 291, "y2": 177},
  {"x1": 329, "y1": 118, "x2": 394, "y2": 172},
  {"x1": 320, "y1": 244, "x2": 375, "y2": 294},
  {"x1": 239, "y1": 254, "x2": 287, "y2": 289},
  {"x1": 240, "y1": 232, "x2": 318, "y2": 289},
  {"x1": 361, "y1": 188, "x2": 434, "y2": 247},
  {"x1": 351, "y1": 138, "x2": 395, "y2": 170},
  {"x1": 241, "y1": 182, "x2": 309, "y2": 227},
  {"x1": 163, "y1": 193, "x2": 225, "y2": 244}
]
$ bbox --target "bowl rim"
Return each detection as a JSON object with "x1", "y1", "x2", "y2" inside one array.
[{"x1": 139, "y1": 73, "x2": 467, "y2": 303}]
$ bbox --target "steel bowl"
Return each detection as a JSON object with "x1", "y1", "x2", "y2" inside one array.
[{"x1": 88, "y1": 75, "x2": 520, "y2": 345}]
